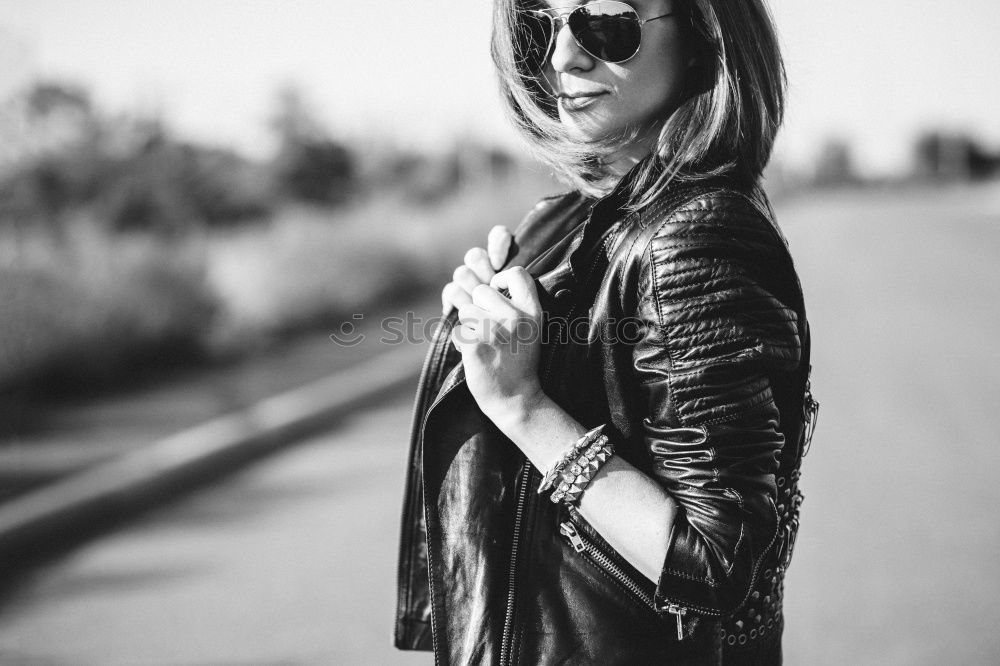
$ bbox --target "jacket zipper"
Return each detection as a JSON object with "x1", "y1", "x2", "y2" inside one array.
[
  {"x1": 560, "y1": 516, "x2": 702, "y2": 643},
  {"x1": 500, "y1": 241, "x2": 603, "y2": 663},
  {"x1": 499, "y1": 462, "x2": 531, "y2": 666},
  {"x1": 559, "y1": 496, "x2": 784, "y2": 646},
  {"x1": 498, "y1": 230, "x2": 595, "y2": 666},
  {"x1": 499, "y1": 225, "x2": 620, "y2": 663},
  {"x1": 559, "y1": 520, "x2": 702, "y2": 641},
  {"x1": 558, "y1": 520, "x2": 655, "y2": 604},
  {"x1": 417, "y1": 314, "x2": 536, "y2": 666},
  {"x1": 419, "y1": 286, "x2": 560, "y2": 664}
]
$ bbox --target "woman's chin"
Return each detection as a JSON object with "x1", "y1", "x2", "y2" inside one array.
[{"x1": 559, "y1": 115, "x2": 615, "y2": 143}]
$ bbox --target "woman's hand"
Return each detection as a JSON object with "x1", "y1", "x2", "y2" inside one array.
[
  {"x1": 450, "y1": 267, "x2": 544, "y2": 426},
  {"x1": 441, "y1": 225, "x2": 514, "y2": 316}
]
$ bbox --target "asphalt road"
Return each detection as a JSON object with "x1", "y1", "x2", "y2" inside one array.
[
  {"x1": 0, "y1": 388, "x2": 429, "y2": 666},
  {"x1": 0, "y1": 183, "x2": 998, "y2": 664}
]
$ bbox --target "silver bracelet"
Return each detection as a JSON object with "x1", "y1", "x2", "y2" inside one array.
[
  {"x1": 537, "y1": 424, "x2": 606, "y2": 495},
  {"x1": 549, "y1": 435, "x2": 614, "y2": 506}
]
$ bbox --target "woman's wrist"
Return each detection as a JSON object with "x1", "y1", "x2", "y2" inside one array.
[
  {"x1": 479, "y1": 382, "x2": 544, "y2": 430},
  {"x1": 487, "y1": 389, "x2": 589, "y2": 472}
]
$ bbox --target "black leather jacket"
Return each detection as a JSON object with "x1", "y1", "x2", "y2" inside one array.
[{"x1": 395, "y1": 169, "x2": 816, "y2": 665}]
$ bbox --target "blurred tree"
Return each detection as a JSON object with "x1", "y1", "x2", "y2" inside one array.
[
  {"x1": 270, "y1": 85, "x2": 355, "y2": 205},
  {"x1": 813, "y1": 137, "x2": 859, "y2": 187},
  {"x1": 0, "y1": 81, "x2": 105, "y2": 235},
  {"x1": 101, "y1": 121, "x2": 273, "y2": 234},
  {"x1": 762, "y1": 158, "x2": 807, "y2": 202},
  {"x1": 485, "y1": 146, "x2": 515, "y2": 180},
  {"x1": 356, "y1": 140, "x2": 521, "y2": 205},
  {"x1": 0, "y1": 80, "x2": 274, "y2": 235},
  {"x1": 101, "y1": 120, "x2": 195, "y2": 234},
  {"x1": 914, "y1": 131, "x2": 999, "y2": 181},
  {"x1": 25, "y1": 82, "x2": 92, "y2": 118}
]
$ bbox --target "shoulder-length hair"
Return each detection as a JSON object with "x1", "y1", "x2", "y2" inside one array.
[{"x1": 491, "y1": 0, "x2": 787, "y2": 210}]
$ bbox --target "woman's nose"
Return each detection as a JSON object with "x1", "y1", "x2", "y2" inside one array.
[{"x1": 548, "y1": 21, "x2": 595, "y2": 73}]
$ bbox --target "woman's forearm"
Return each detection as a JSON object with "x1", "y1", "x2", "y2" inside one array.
[{"x1": 491, "y1": 391, "x2": 678, "y2": 584}]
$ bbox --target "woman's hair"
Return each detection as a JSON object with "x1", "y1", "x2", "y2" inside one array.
[{"x1": 491, "y1": 0, "x2": 787, "y2": 210}]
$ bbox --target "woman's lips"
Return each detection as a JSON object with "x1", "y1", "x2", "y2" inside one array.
[{"x1": 558, "y1": 92, "x2": 608, "y2": 112}]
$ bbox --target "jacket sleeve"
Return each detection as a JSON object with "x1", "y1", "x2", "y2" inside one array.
[{"x1": 632, "y1": 192, "x2": 802, "y2": 616}]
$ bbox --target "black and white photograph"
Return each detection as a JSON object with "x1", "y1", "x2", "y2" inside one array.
[{"x1": 0, "y1": 1, "x2": 997, "y2": 664}]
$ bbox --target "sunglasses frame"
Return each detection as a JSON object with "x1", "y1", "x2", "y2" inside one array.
[{"x1": 526, "y1": 1, "x2": 677, "y2": 67}]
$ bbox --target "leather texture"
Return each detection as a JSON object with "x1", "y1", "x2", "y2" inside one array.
[{"x1": 395, "y1": 166, "x2": 813, "y2": 665}]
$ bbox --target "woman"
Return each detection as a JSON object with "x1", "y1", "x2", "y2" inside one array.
[{"x1": 395, "y1": 0, "x2": 818, "y2": 663}]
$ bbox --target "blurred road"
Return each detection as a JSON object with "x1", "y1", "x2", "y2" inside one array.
[
  {"x1": 777, "y1": 183, "x2": 1000, "y2": 665},
  {"x1": 0, "y1": 183, "x2": 998, "y2": 664},
  {"x1": 0, "y1": 388, "x2": 429, "y2": 665}
]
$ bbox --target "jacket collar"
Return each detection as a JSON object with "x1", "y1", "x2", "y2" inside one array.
[{"x1": 558, "y1": 154, "x2": 654, "y2": 291}]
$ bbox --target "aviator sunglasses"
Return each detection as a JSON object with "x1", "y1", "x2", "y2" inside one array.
[{"x1": 522, "y1": 1, "x2": 677, "y2": 69}]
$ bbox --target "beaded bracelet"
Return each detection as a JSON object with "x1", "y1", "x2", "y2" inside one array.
[
  {"x1": 537, "y1": 424, "x2": 606, "y2": 495},
  {"x1": 549, "y1": 434, "x2": 614, "y2": 506}
]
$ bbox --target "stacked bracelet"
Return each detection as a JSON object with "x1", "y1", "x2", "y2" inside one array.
[
  {"x1": 537, "y1": 424, "x2": 606, "y2": 495},
  {"x1": 549, "y1": 434, "x2": 614, "y2": 506}
]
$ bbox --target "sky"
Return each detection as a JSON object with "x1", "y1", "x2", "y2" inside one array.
[{"x1": 1, "y1": 0, "x2": 998, "y2": 175}]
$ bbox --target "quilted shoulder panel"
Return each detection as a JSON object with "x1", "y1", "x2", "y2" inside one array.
[{"x1": 637, "y1": 190, "x2": 802, "y2": 426}]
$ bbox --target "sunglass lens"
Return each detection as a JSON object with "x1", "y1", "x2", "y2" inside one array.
[{"x1": 569, "y1": 4, "x2": 641, "y2": 63}]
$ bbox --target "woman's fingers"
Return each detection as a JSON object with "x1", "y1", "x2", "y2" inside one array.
[
  {"x1": 443, "y1": 265, "x2": 487, "y2": 315},
  {"x1": 442, "y1": 227, "x2": 513, "y2": 316},
  {"x1": 487, "y1": 225, "x2": 513, "y2": 271},
  {"x1": 450, "y1": 324, "x2": 493, "y2": 353},
  {"x1": 490, "y1": 267, "x2": 541, "y2": 318},
  {"x1": 441, "y1": 281, "x2": 472, "y2": 315},
  {"x1": 455, "y1": 302, "x2": 496, "y2": 345},
  {"x1": 471, "y1": 283, "x2": 517, "y2": 322},
  {"x1": 452, "y1": 265, "x2": 482, "y2": 296},
  {"x1": 463, "y1": 246, "x2": 494, "y2": 284},
  {"x1": 456, "y1": 302, "x2": 488, "y2": 330}
]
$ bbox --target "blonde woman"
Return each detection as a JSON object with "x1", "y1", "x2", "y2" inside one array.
[{"x1": 396, "y1": 1, "x2": 818, "y2": 663}]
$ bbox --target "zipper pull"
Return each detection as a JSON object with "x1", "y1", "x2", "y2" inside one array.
[
  {"x1": 666, "y1": 604, "x2": 687, "y2": 640},
  {"x1": 559, "y1": 522, "x2": 586, "y2": 553}
]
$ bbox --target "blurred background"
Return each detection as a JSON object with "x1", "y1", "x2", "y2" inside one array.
[{"x1": 0, "y1": 1, "x2": 998, "y2": 664}]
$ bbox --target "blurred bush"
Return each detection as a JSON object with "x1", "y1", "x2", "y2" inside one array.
[
  {"x1": 0, "y1": 79, "x2": 557, "y2": 398},
  {"x1": 203, "y1": 172, "x2": 556, "y2": 351},
  {"x1": 0, "y1": 221, "x2": 218, "y2": 395}
]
